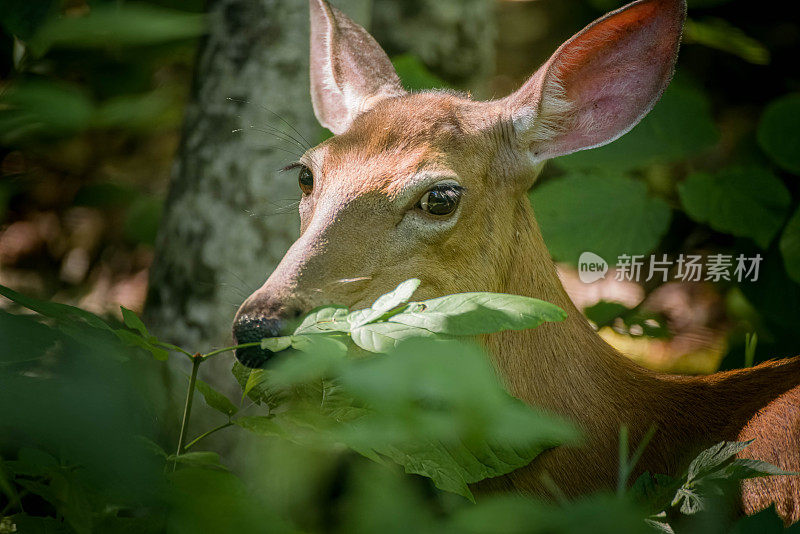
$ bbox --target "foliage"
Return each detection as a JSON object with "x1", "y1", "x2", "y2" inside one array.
[
  {"x1": 1, "y1": 283, "x2": 797, "y2": 532},
  {"x1": 528, "y1": 5, "x2": 800, "y2": 364}
]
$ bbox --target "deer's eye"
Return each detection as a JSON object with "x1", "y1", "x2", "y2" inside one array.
[
  {"x1": 298, "y1": 165, "x2": 314, "y2": 195},
  {"x1": 418, "y1": 184, "x2": 463, "y2": 216}
]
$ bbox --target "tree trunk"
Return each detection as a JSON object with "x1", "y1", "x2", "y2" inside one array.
[
  {"x1": 371, "y1": 0, "x2": 496, "y2": 93},
  {"x1": 145, "y1": 0, "x2": 370, "y2": 350}
]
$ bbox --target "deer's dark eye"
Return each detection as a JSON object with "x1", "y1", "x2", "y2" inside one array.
[
  {"x1": 298, "y1": 166, "x2": 314, "y2": 195},
  {"x1": 418, "y1": 184, "x2": 463, "y2": 216}
]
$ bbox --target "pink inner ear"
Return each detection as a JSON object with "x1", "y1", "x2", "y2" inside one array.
[{"x1": 523, "y1": 0, "x2": 685, "y2": 159}]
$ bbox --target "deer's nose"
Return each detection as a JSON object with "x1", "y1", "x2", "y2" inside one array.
[{"x1": 232, "y1": 315, "x2": 290, "y2": 368}]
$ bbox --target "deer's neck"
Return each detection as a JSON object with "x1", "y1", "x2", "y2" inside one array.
[{"x1": 486, "y1": 199, "x2": 653, "y2": 417}]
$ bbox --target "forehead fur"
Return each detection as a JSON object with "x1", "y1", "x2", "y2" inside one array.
[{"x1": 318, "y1": 92, "x2": 483, "y2": 197}]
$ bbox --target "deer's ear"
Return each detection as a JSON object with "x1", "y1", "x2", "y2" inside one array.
[
  {"x1": 503, "y1": 0, "x2": 686, "y2": 162},
  {"x1": 309, "y1": 0, "x2": 406, "y2": 135}
]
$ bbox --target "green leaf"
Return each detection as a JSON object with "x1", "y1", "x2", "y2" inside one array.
[
  {"x1": 0, "y1": 283, "x2": 110, "y2": 331},
  {"x1": 338, "y1": 340, "x2": 578, "y2": 496},
  {"x1": 392, "y1": 54, "x2": 448, "y2": 92},
  {"x1": 32, "y1": 3, "x2": 206, "y2": 54},
  {"x1": 261, "y1": 336, "x2": 292, "y2": 352},
  {"x1": 530, "y1": 173, "x2": 671, "y2": 265},
  {"x1": 684, "y1": 18, "x2": 770, "y2": 65},
  {"x1": 195, "y1": 379, "x2": 238, "y2": 417},
  {"x1": 350, "y1": 322, "x2": 437, "y2": 353},
  {"x1": 233, "y1": 416, "x2": 288, "y2": 438},
  {"x1": 269, "y1": 349, "x2": 347, "y2": 386},
  {"x1": 375, "y1": 439, "x2": 545, "y2": 501},
  {"x1": 347, "y1": 278, "x2": 421, "y2": 328},
  {"x1": 758, "y1": 94, "x2": 800, "y2": 174},
  {"x1": 730, "y1": 506, "x2": 786, "y2": 534},
  {"x1": 167, "y1": 451, "x2": 225, "y2": 470},
  {"x1": 243, "y1": 369, "x2": 265, "y2": 398},
  {"x1": 779, "y1": 207, "x2": 800, "y2": 284},
  {"x1": 554, "y1": 83, "x2": 719, "y2": 172},
  {"x1": 120, "y1": 306, "x2": 148, "y2": 337},
  {"x1": 293, "y1": 305, "x2": 350, "y2": 334},
  {"x1": 0, "y1": 81, "x2": 94, "y2": 145},
  {"x1": 719, "y1": 458, "x2": 797, "y2": 480},
  {"x1": 678, "y1": 168, "x2": 791, "y2": 248},
  {"x1": 231, "y1": 362, "x2": 282, "y2": 407},
  {"x1": 113, "y1": 328, "x2": 169, "y2": 361},
  {"x1": 123, "y1": 195, "x2": 162, "y2": 246},
  {"x1": 389, "y1": 293, "x2": 566, "y2": 335},
  {"x1": 686, "y1": 440, "x2": 753, "y2": 481}
]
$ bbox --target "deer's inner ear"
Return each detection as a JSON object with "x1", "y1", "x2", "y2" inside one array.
[{"x1": 503, "y1": 0, "x2": 686, "y2": 163}]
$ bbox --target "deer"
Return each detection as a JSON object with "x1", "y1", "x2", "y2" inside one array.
[{"x1": 232, "y1": 0, "x2": 800, "y2": 523}]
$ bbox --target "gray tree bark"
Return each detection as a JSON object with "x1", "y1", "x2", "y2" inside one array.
[
  {"x1": 146, "y1": 0, "x2": 370, "y2": 350},
  {"x1": 371, "y1": 0, "x2": 496, "y2": 93}
]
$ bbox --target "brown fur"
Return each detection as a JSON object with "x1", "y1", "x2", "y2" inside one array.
[{"x1": 236, "y1": 0, "x2": 800, "y2": 524}]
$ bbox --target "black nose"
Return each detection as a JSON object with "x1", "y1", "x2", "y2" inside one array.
[{"x1": 232, "y1": 315, "x2": 288, "y2": 368}]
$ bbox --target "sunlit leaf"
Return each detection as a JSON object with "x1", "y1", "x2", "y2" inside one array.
[
  {"x1": 350, "y1": 322, "x2": 437, "y2": 353},
  {"x1": 293, "y1": 305, "x2": 350, "y2": 334},
  {"x1": 347, "y1": 278, "x2": 421, "y2": 328},
  {"x1": 389, "y1": 293, "x2": 566, "y2": 335}
]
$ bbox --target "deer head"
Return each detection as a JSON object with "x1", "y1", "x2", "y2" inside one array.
[{"x1": 232, "y1": 0, "x2": 686, "y2": 368}]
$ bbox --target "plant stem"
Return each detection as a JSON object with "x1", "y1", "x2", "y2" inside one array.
[
  {"x1": 202, "y1": 341, "x2": 262, "y2": 360},
  {"x1": 184, "y1": 421, "x2": 234, "y2": 451},
  {"x1": 173, "y1": 354, "x2": 202, "y2": 471}
]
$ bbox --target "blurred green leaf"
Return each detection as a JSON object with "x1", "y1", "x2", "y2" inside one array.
[
  {"x1": 685, "y1": 18, "x2": 770, "y2": 65},
  {"x1": 555, "y1": 83, "x2": 719, "y2": 172},
  {"x1": 167, "y1": 451, "x2": 225, "y2": 470},
  {"x1": 195, "y1": 379, "x2": 238, "y2": 417},
  {"x1": 779, "y1": 207, "x2": 800, "y2": 284},
  {"x1": 124, "y1": 195, "x2": 163, "y2": 246},
  {"x1": 92, "y1": 91, "x2": 179, "y2": 132},
  {"x1": 730, "y1": 506, "x2": 786, "y2": 534},
  {"x1": 0, "y1": 0, "x2": 57, "y2": 40},
  {"x1": 231, "y1": 362, "x2": 282, "y2": 407},
  {"x1": 114, "y1": 328, "x2": 169, "y2": 361},
  {"x1": 338, "y1": 340, "x2": 578, "y2": 498},
  {"x1": 0, "y1": 81, "x2": 94, "y2": 145},
  {"x1": 678, "y1": 167, "x2": 791, "y2": 248},
  {"x1": 453, "y1": 493, "x2": 653, "y2": 534},
  {"x1": 392, "y1": 54, "x2": 448, "y2": 91},
  {"x1": 758, "y1": 94, "x2": 800, "y2": 174},
  {"x1": 530, "y1": 173, "x2": 672, "y2": 264},
  {"x1": 73, "y1": 182, "x2": 140, "y2": 209},
  {"x1": 32, "y1": 4, "x2": 205, "y2": 55},
  {"x1": 0, "y1": 283, "x2": 110, "y2": 331}
]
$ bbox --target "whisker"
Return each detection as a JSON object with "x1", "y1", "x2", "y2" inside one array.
[{"x1": 227, "y1": 97, "x2": 313, "y2": 149}]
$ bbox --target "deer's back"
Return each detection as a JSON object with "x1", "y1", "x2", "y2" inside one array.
[{"x1": 737, "y1": 382, "x2": 800, "y2": 525}]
